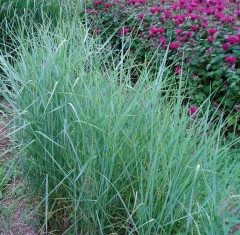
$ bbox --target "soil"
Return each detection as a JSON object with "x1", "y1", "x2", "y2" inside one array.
[
  {"x1": 0, "y1": 198, "x2": 38, "y2": 235},
  {"x1": 0, "y1": 114, "x2": 38, "y2": 235}
]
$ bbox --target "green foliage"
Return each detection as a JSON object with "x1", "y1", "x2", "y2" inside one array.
[
  {"x1": 0, "y1": 0, "x2": 61, "y2": 20},
  {"x1": 0, "y1": 0, "x2": 62, "y2": 55},
  {"x1": 0, "y1": 160, "x2": 13, "y2": 199},
  {"x1": 0, "y1": 165, "x2": 7, "y2": 199}
]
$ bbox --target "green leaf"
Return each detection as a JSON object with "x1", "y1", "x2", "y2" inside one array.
[
  {"x1": 227, "y1": 116, "x2": 238, "y2": 127},
  {"x1": 206, "y1": 63, "x2": 211, "y2": 71}
]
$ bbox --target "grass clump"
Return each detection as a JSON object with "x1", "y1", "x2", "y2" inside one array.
[
  {"x1": 0, "y1": 22, "x2": 240, "y2": 234},
  {"x1": 0, "y1": 0, "x2": 83, "y2": 59}
]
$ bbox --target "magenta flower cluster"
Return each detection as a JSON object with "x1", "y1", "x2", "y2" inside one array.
[
  {"x1": 86, "y1": 0, "x2": 240, "y2": 116},
  {"x1": 87, "y1": 0, "x2": 240, "y2": 65}
]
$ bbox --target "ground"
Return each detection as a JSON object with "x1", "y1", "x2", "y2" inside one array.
[{"x1": 0, "y1": 105, "x2": 37, "y2": 235}]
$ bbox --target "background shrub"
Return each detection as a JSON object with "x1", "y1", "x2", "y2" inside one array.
[{"x1": 84, "y1": 0, "x2": 240, "y2": 130}]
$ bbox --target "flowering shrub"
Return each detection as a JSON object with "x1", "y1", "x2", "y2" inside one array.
[{"x1": 85, "y1": 0, "x2": 240, "y2": 129}]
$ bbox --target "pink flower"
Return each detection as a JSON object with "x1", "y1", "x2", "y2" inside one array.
[
  {"x1": 222, "y1": 43, "x2": 229, "y2": 51},
  {"x1": 139, "y1": 32, "x2": 145, "y2": 39},
  {"x1": 217, "y1": 5, "x2": 224, "y2": 11},
  {"x1": 128, "y1": 0, "x2": 137, "y2": 4},
  {"x1": 175, "y1": 29, "x2": 184, "y2": 35},
  {"x1": 87, "y1": 9, "x2": 98, "y2": 15},
  {"x1": 105, "y1": 3, "x2": 110, "y2": 8},
  {"x1": 221, "y1": 17, "x2": 236, "y2": 24},
  {"x1": 208, "y1": 28, "x2": 218, "y2": 36},
  {"x1": 190, "y1": 3, "x2": 198, "y2": 8},
  {"x1": 138, "y1": 13, "x2": 144, "y2": 20},
  {"x1": 215, "y1": 12, "x2": 224, "y2": 20},
  {"x1": 118, "y1": 28, "x2": 129, "y2": 36},
  {"x1": 170, "y1": 42, "x2": 180, "y2": 50},
  {"x1": 201, "y1": 22, "x2": 208, "y2": 28},
  {"x1": 191, "y1": 25, "x2": 199, "y2": 31},
  {"x1": 206, "y1": 48, "x2": 212, "y2": 56},
  {"x1": 149, "y1": 7, "x2": 161, "y2": 14},
  {"x1": 171, "y1": 3, "x2": 180, "y2": 11},
  {"x1": 164, "y1": 11, "x2": 171, "y2": 19},
  {"x1": 174, "y1": 66, "x2": 183, "y2": 74},
  {"x1": 160, "y1": 37, "x2": 167, "y2": 45},
  {"x1": 185, "y1": 31, "x2": 193, "y2": 37},
  {"x1": 187, "y1": 6, "x2": 195, "y2": 13},
  {"x1": 94, "y1": 29, "x2": 100, "y2": 34},
  {"x1": 225, "y1": 56, "x2": 238, "y2": 66},
  {"x1": 150, "y1": 27, "x2": 165, "y2": 36},
  {"x1": 179, "y1": 0, "x2": 186, "y2": 5},
  {"x1": 173, "y1": 15, "x2": 186, "y2": 23},
  {"x1": 207, "y1": 36, "x2": 215, "y2": 43},
  {"x1": 159, "y1": 16, "x2": 165, "y2": 22},
  {"x1": 129, "y1": 0, "x2": 141, "y2": 3},
  {"x1": 205, "y1": 8, "x2": 215, "y2": 15},
  {"x1": 188, "y1": 14, "x2": 199, "y2": 21},
  {"x1": 129, "y1": 0, "x2": 146, "y2": 3},
  {"x1": 188, "y1": 106, "x2": 198, "y2": 115},
  {"x1": 93, "y1": 0, "x2": 103, "y2": 6},
  {"x1": 174, "y1": 21, "x2": 180, "y2": 27},
  {"x1": 177, "y1": 36, "x2": 186, "y2": 43},
  {"x1": 226, "y1": 36, "x2": 239, "y2": 44},
  {"x1": 186, "y1": 58, "x2": 191, "y2": 63},
  {"x1": 237, "y1": 10, "x2": 240, "y2": 19}
]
